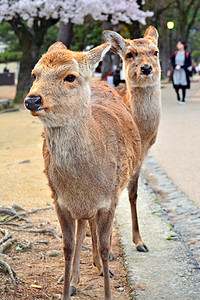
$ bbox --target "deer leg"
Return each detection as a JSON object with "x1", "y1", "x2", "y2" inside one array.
[
  {"x1": 70, "y1": 219, "x2": 87, "y2": 296},
  {"x1": 96, "y1": 206, "x2": 115, "y2": 300},
  {"x1": 128, "y1": 169, "x2": 149, "y2": 252},
  {"x1": 89, "y1": 219, "x2": 114, "y2": 278},
  {"x1": 54, "y1": 202, "x2": 75, "y2": 300},
  {"x1": 89, "y1": 218, "x2": 103, "y2": 274},
  {"x1": 109, "y1": 231, "x2": 114, "y2": 261}
]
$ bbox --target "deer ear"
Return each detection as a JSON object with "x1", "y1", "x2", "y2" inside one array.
[
  {"x1": 86, "y1": 42, "x2": 111, "y2": 71},
  {"x1": 144, "y1": 26, "x2": 159, "y2": 46},
  {"x1": 103, "y1": 30, "x2": 126, "y2": 55},
  {"x1": 48, "y1": 42, "x2": 67, "y2": 52}
]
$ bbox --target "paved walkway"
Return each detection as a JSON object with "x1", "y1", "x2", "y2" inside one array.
[
  {"x1": 117, "y1": 178, "x2": 200, "y2": 300},
  {"x1": 141, "y1": 77, "x2": 200, "y2": 265},
  {"x1": 149, "y1": 78, "x2": 200, "y2": 207}
]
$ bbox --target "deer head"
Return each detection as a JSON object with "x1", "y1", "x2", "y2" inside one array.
[
  {"x1": 103, "y1": 26, "x2": 160, "y2": 87},
  {"x1": 24, "y1": 42, "x2": 111, "y2": 127}
]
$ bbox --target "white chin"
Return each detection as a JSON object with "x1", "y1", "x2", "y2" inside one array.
[
  {"x1": 141, "y1": 73, "x2": 153, "y2": 78},
  {"x1": 31, "y1": 109, "x2": 47, "y2": 117},
  {"x1": 37, "y1": 109, "x2": 47, "y2": 116},
  {"x1": 130, "y1": 75, "x2": 158, "y2": 87}
]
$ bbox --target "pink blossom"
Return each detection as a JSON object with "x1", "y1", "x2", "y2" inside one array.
[{"x1": 0, "y1": 0, "x2": 153, "y2": 25}]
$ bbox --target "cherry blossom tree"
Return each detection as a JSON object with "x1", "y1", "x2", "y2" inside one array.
[{"x1": 0, "y1": 0, "x2": 153, "y2": 102}]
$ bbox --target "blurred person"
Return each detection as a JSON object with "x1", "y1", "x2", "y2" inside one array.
[
  {"x1": 171, "y1": 41, "x2": 192, "y2": 104},
  {"x1": 3, "y1": 66, "x2": 9, "y2": 73}
]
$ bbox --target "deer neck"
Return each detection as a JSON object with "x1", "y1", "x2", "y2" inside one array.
[
  {"x1": 44, "y1": 108, "x2": 93, "y2": 172},
  {"x1": 126, "y1": 82, "x2": 161, "y2": 149}
]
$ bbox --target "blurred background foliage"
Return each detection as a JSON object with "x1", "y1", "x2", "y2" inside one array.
[
  {"x1": 0, "y1": 0, "x2": 200, "y2": 102},
  {"x1": 1, "y1": 1, "x2": 200, "y2": 62}
]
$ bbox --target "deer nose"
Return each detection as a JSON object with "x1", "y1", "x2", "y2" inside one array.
[
  {"x1": 141, "y1": 64, "x2": 152, "y2": 75},
  {"x1": 25, "y1": 96, "x2": 42, "y2": 111}
]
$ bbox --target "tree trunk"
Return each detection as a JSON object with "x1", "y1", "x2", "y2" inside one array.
[
  {"x1": 14, "y1": 37, "x2": 45, "y2": 103},
  {"x1": 101, "y1": 21, "x2": 113, "y2": 80},
  {"x1": 10, "y1": 17, "x2": 58, "y2": 103},
  {"x1": 15, "y1": 58, "x2": 35, "y2": 103},
  {"x1": 127, "y1": 21, "x2": 141, "y2": 39},
  {"x1": 57, "y1": 21, "x2": 74, "y2": 48},
  {"x1": 15, "y1": 45, "x2": 41, "y2": 103}
]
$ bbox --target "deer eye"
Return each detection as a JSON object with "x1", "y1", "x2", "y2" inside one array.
[
  {"x1": 154, "y1": 51, "x2": 159, "y2": 56},
  {"x1": 126, "y1": 52, "x2": 133, "y2": 59},
  {"x1": 64, "y1": 75, "x2": 76, "y2": 82}
]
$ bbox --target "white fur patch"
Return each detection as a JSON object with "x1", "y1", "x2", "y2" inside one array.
[
  {"x1": 101, "y1": 43, "x2": 111, "y2": 60},
  {"x1": 93, "y1": 43, "x2": 111, "y2": 70},
  {"x1": 72, "y1": 58, "x2": 79, "y2": 67},
  {"x1": 35, "y1": 109, "x2": 47, "y2": 116}
]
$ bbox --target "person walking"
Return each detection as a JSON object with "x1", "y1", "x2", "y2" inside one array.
[{"x1": 171, "y1": 41, "x2": 192, "y2": 104}]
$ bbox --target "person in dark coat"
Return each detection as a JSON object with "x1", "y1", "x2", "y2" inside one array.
[{"x1": 171, "y1": 41, "x2": 192, "y2": 103}]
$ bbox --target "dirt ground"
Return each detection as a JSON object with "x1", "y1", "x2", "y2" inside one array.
[
  {"x1": 0, "y1": 105, "x2": 132, "y2": 299},
  {"x1": 0, "y1": 86, "x2": 16, "y2": 100}
]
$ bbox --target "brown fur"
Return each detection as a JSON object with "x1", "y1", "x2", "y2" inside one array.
[
  {"x1": 103, "y1": 26, "x2": 161, "y2": 251},
  {"x1": 24, "y1": 42, "x2": 141, "y2": 300}
]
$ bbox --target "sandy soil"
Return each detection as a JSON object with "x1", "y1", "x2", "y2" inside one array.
[
  {"x1": 0, "y1": 107, "x2": 131, "y2": 299},
  {"x1": 0, "y1": 86, "x2": 16, "y2": 100}
]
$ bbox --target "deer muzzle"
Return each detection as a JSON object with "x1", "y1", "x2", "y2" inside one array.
[
  {"x1": 25, "y1": 95, "x2": 42, "y2": 111},
  {"x1": 141, "y1": 64, "x2": 152, "y2": 75}
]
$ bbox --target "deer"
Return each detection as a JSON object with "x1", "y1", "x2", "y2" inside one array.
[
  {"x1": 103, "y1": 26, "x2": 161, "y2": 253},
  {"x1": 24, "y1": 41, "x2": 141, "y2": 300}
]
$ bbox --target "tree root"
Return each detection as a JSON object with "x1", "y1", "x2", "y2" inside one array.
[
  {"x1": 0, "y1": 205, "x2": 54, "y2": 225},
  {"x1": 0, "y1": 207, "x2": 19, "y2": 216},
  {"x1": 0, "y1": 260, "x2": 18, "y2": 285},
  {"x1": 0, "y1": 229, "x2": 17, "y2": 254},
  {"x1": 0, "y1": 206, "x2": 30, "y2": 224},
  {"x1": 0, "y1": 238, "x2": 16, "y2": 254},
  {"x1": 0, "y1": 229, "x2": 12, "y2": 245},
  {"x1": 19, "y1": 206, "x2": 54, "y2": 217},
  {"x1": 4, "y1": 226, "x2": 60, "y2": 240},
  {"x1": 0, "y1": 205, "x2": 59, "y2": 289},
  {"x1": 0, "y1": 205, "x2": 59, "y2": 240}
]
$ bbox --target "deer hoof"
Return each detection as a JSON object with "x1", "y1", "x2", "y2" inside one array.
[
  {"x1": 100, "y1": 268, "x2": 115, "y2": 278},
  {"x1": 86, "y1": 231, "x2": 91, "y2": 237},
  {"x1": 109, "y1": 268, "x2": 115, "y2": 278},
  {"x1": 70, "y1": 285, "x2": 76, "y2": 296},
  {"x1": 136, "y1": 244, "x2": 149, "y2": 252},
  {"x1": 109, "y1": 252, "x2": 114, "y2": 261}
]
